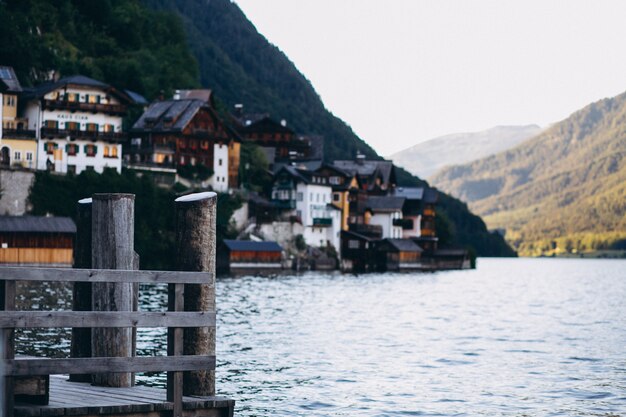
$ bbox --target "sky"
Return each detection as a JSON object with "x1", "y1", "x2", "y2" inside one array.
[{"x1": 234, "y1": 0, "x2": 626, "y2": 156}]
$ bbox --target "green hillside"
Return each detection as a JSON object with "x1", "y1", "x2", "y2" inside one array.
[
  {"x1": 431, "y1": 92, "x2": 626, "y2": 256},
  {"x1": 0, "y1": 0, "x2": 515, "y2": 257}
]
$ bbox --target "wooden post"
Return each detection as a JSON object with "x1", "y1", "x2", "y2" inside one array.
[
  {"x1": 70, "y1": 198, "x2": 92, "y2": 383},
  {"x1": 174, "y1": 192, "x2": 216, "y2": 396},
  {"x1": 1, "y1": 279, "x2": 15, "y2": 417},
  {"x1": 91, "y1": 193, "x2": 135, "y2": 387}
]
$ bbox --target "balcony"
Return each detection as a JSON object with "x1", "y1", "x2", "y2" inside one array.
[
  {"x1": 41, "y1": 127, "x2": 126, "y2": 142},
  {"x1": 393, "y1": 218, "x2": 414, "y2": 229},
  {"x1": 312, "y1": 217, "x2": 332, "y2": 227},
  {"x1": 423, "y1": 208, "x2": 435, "y2": 217},
  {"x1": 273, "y1": 199, "x2": 296, "y2": 210},
  {"x1": 348, "y1": 223, "x2": 383, "y2": 239},
  {"x1": 42, "y1": 99, "x2": 127, "y2": 116},
  {"x1": 2, "y1": 128, "x2": 36, "y2": 139}
]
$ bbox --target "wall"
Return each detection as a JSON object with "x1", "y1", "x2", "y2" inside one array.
[
  {"x1": 370, "y1": 211, "x2": 403, "y2": 239},
  {"x1": 0, "y1": 168, "x2": 35, "y2": 215},
  {"x1": 37, "y1": 139, "x2": 122, "y2": 174},
  {"x1": 257, "y1": 221, "x2": 304, "y2": 252},
  {"x1": 211, "y1": 142, "x2": 229, "y2": 191},
  {"x1": 0, "y1": 139, "x2": 37, "y2": 169}
]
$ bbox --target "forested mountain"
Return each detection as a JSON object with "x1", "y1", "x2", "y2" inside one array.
[
  {"x1": 0, "y1": 0, "x2": 515, "y2": 257},
  {"x1": 391, "y1": 125, "x2": 541, "y2": 179},
  {"x1": 431, "y1": 92, "x2": 626, "y2": 256}
]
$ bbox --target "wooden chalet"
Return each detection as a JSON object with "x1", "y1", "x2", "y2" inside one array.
[
  {"x1": 128, "y1": 90, "x2": 240, "y2": 190},
  {"x1": 375, "y1": 238, "x2": 423, "y2": 271},
  {"x1": 218, "y1": 239, "x2": 284, "y2": 274},
  {"x1": 332, "y1": 154, "x2": 397, "y2": 195},
  {"x1": 0, "y1": 215, "x2": 75, "y2": 266}
]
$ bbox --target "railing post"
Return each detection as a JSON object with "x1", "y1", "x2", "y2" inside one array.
[
  {"x1": 91, "y1": 193, "x2": 136, "y2": 387},
  {"x1": 174, "y1": 192, "x2": 217, "y2": 396},
  {"x1": 70, "y1": 197, "x2": 92, "y2": 382},
  {"x1": 1, "y1": 279, "x2": 15, "y2": 417}
]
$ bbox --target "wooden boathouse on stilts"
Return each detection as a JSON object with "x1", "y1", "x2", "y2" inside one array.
[{"x1": 0, "y1": 192, "x2": 234, "y2": 417}]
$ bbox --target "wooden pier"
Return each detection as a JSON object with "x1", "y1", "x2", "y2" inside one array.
[{"x1": 1, "y1": 192, "x2": 234, "y2": 417}]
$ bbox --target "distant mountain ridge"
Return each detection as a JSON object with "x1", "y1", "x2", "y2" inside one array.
[
  {"x1": 390, "y1": 125, "x2": 542, "y2": 179},
  {"x1": 430, "y1": 92, "x2": 626, "y2": 255}
]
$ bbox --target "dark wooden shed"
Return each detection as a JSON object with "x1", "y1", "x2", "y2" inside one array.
[
  {"x1": 218, "y1": 239, "x2": 283, "y2": 273},
  {"x1": 375, "y1": 238, "x2": 423, "y2": 271}
]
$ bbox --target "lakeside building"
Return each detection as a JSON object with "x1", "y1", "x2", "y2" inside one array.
[
  {"x1": 0, "y1": 215, "x2": 76, "y2": 266},
  {"x1": 217, "y1": 239, "x2": 284, "y2": 274},
  {"x1": 271, "y1": 165, "x2": 342, "y2": 249},
  {"x1": 21, "y1": 75, "x2": 133, "y2": 174},
  {"x1": 128, "y1": 90, "x2": 240, "y2": 191},
  {"x1": 0, "y1": 66, "x2": 37, "y2": 169}
]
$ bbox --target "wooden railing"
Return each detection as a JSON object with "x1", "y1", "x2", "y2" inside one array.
[{"x1": 0, "y1": 266, "x2": 216, "y2": 417}]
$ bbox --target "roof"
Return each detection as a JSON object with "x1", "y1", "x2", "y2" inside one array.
[
  {"x1": 332, "y1": 159, "x2": 396, "y2": 190},
  {"x1": 0, "y1": 66, "x2": 22, "y2": 93},
  {"x1": 384, "y1": 239, "x2": 423, "y2": 252},
  {"x1": 434, "y1": 248, "x2": 468, "y2": 257},
  {"x1": 223, "y1": 240, "x2": 283, "y2": 252},
  {"x1": 423, "y1": 188, "x2": 438, "y2": 204},
  {"x1": 0, "y1": 216, "x2": 76, "y2": 234},
  {"x1": 366, "y1": 196, "x2": 405, "y2": 212},
  {"x1": 132, "y1": 99, "x2": 205, "y2": 132},
  {"x1": 124, "y1": 89, "x2": 148, "y2": 105},
  {"x1": 176, "y1": 89, "x2": 213, "y2": 103},
  {"x1": 393, "y1": 187, "x2": 424, "y2": 200},
  {"x1": 22, "y1": 75, "x2": 132, "y2": 103},
  {"x1": 275, "y1": 165, "x2": 313, "y2": 184}
]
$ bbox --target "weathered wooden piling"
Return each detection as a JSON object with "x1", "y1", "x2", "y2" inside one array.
[
  {"x1": 69, "y1": 198, "x2": 92, "y2": 383},
  {"x1": 1, "y1": 275, "x2": 15, "y2": 417},
  {"x1": 91, "y1": 193, "x2": 136, "y2": 387},
  {"x1": 174, "y1": 192, "x2": 217, "y2": 396}
]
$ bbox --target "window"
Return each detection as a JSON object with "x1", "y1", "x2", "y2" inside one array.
[
  {"x1": 66, "y1": 121, "x2": 79, "y2": 131},
  {"x1": 111, "y1": 146, "x2": 118, "y2": 158},
  {"x1": 5, "y1": 95, "x2": 15, "y2": 106},
  {"x1": 26, "y1": 152, "x2": 33, "y2": 161},
  {"x1": 86, "y1": 123, "x2": 98, "y2": 132},
  {"x1": 66, "y1": 144, "x2": 78, "y2": 156},
  {"x1": 14, "y1": 151, "x2": 21, "y2": 161},
  {"x1": 44, "y1": 120, "x2": 58, "y2": 129},
  {"x1": 218, "y1": 159, "x2": 222, "y2": 166},
  {"x1": 87, "y1": 94, "x2": 100, "y2": 104},
  {"x1": 348, "y1": 240, "x2": 360, "y2": 249},
  {"x1": 103, "y1": 124, "x2": 114, "y2": 132},
  {"x1": 84, "y1": 144, "x2": 97, "y2": 157},
  {"x1": 66, "y1": 93, "x2": 78, "y2": 102},
  {"x1": 104, "y1": 146, "x2": 110, "y2": 157},
  {"x1": 67, "y1": 165, "x2": 76, "y2": 174},
  {"x1": 309, "y1": 193, "x2": 313, "y2": 201},
  {"x1": 297, "y1": 192, "x2": 303, "y2": 202},
  {"x1": 333, "y1": 193, "x2": 340, "y2": 202},
  {"x1": 45, "y1": 142, "x2": 58, "y2": 154}
]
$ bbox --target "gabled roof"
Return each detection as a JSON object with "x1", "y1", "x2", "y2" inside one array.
[
  {"x1": 0, "y1": 216, "x2": 76, "y2": 234},
  {"x1": 384, "y1": 238, "x2": 423, "y2": 252},
  {"x1": 124, "y1": 89, "x2": 148, "y2": 105},
  {"x1": 275, "y1": 165, "x2": 313, "y2": 184},
  {"x1": 331, "y1": 159, "x2": 396, "y2": 190},
  {"x1": 223, "y1": 240, "x2": 283, "y2": 252},
  {"x1": 22, "y1": 75, "x2": 132, "y2": 103},
  {"x1": 366, "y1": 196, "x2": 405, "y2": 213},
  {"x1": 176, "y1": 89, "x2": 212, "y2": 103},
  {"x1": 393, "y1": 187, "x2": 424, "y2": 200},
  {"x1": 132, "y1": 99, "x2": 205, "y2": 132},
  {"x1": 0, "y1": 66, "x2": 22, "y2": 93}
]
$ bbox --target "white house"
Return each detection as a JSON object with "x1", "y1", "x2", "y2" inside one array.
[
  {"x1": 272, "y1": 166, "x2": 342, "y2": 249},
  {"x1": 211, "y1": 142, "x2": 229, "y2": 192},
  {"x1": 366, "y1": 196, "x2": 405, "y2": 239},
  {"x1": 22, "y1": 75, "x2": 132, "y2": 174}
]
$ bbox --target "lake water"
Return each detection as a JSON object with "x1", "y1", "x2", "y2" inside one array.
[{"x1": 14, "y1": 258, "x2": 626, "y2": 416}]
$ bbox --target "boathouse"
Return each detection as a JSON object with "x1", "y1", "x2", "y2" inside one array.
[
  {"x1": 375, "y1": 238, "x2": 423, "y2": 271},
  {"x1": 218, "y1": 239, "x2": 283, "y2": 273},
  {"x1": 0, "y1": 215, "x2": 75, "y2": 266}
]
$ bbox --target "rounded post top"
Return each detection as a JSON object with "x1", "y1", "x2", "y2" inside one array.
[
  {"x1": 175, "y1": 191, "x2": 217, "y2": 203},
  {"x1": 78, "y1": 198, "x2": 93, "y2": 205},
  {"x1": 92, "y1": 193, "x2": 135, "y2": 201}
]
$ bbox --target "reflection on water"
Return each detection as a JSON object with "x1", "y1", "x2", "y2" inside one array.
[{"x1": 13, "y1": 258, "x2": 626, "y2": 416}]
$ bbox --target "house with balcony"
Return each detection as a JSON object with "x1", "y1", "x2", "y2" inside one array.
[
  {"x1": 332, "y1": 154, "x2": 397, "y2": 195},
  {"x1": 271, "y1": 165, "x2": 341, "y2": 249},
  {"x1": 128, "y1": 90, "x2": 240, "y2": 192},
  {"x1": 0, "y1": 66, "x2": 37, "y2": 169},
  {"x1": 20, "y1": 75, "x2": 132, "y2": 174},
  {"x1": 366, "y1": 196, "x2": 405, "y2": 239}
]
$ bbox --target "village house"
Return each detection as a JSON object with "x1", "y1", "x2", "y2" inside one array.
[
  {"x1": 0, "y1": 66, "x2": 37, "y2": 169},
  {"x1": 332, "y1": 154, "x2": 397, "y2": 195},
  {"x1": 128, "y1": 89, "x2": 240, "y2": 192},
  {"x1": 375, "y1": 238, "x2": 423, "y2": 271},
  {"x1": 0, "y1": 215, "x2": 76, "y2": 266},
  {"x1": 217, "y1": 239, "x2": 284, "y2": 274},
  {"x1": 20, "y1": 75, "x2": 132, "y2": 174},
  {"x1": 271, "y1": 165, "x2": 342, "y2": 249},
  {"x1": 366, "y1": 196, "x2": 405, "y2": 239}
]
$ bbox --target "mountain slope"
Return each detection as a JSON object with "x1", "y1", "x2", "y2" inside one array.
[
  {"x1": 390, "y1": 125, "x2": 541, "y2": 179},
  {"x1": 431, "y1": 92, "x2": 626, "y2": 255}
]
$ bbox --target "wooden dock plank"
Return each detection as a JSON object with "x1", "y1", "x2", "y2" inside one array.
[
  {"x1": 0, "y1": 311, "x2": 216, "y2": 329},
  {"x1": 14, "y1": 376, "x2": 234, "y2": 417}
]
